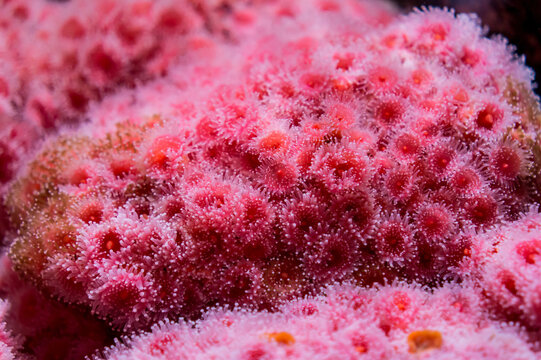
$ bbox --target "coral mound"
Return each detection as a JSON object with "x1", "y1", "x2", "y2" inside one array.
[
  {"x1": 5, "y1": 1, "x2": 541, "y2": 333},
  {"x1": 0, "y1": 0, "x2": 541, "y2": 359}
]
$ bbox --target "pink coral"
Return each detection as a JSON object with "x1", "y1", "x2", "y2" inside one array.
[
  {"x1": 98, "y1": 284, "x2": 539, "y2": 360},
  {"x1": 469, "y1": 210, "x2": 541, "y2": 331},
  {"x1": 0, "y1": 0, "x2": 540, "y2": 359},
  {"x1": 4, "y1": 3, "x2": 541, "y2": 334}
]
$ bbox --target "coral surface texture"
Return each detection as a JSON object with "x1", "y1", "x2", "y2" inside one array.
[{"x1": 0, "y1": 0, "x2": 540, "y2": 359}]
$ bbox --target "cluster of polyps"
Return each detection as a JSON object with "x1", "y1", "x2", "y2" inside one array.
[
  {"x1": 470, "y1": 210, "x2": 541, "y2": 330},
  {"x1": 99, "y1": 284, "x2": 539, "y2": 360},
  {"x1": 1, "y1": 0, "x2": 541, "y2": 359},
  {"x1": 7, "y1": 3, "x2": 541, "y2": 332}
]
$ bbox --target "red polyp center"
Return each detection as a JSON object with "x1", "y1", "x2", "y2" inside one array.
[
  {"x1": 66, "y1": 88, "x2": 89, "y2": 111},
  {"x1": 393, "y1": 292, "x2": 410, "y2": 311},
  {"x1": 0, "y1": 77, "x2": 9, "y2": 97},
  {"x1": 302, "y1": 73, "x2": 326, "y2": 89},
  {"x1": 476, "y1": 105, "x2": 502, "y2": 130},
  {"x1": 395, "y1": 134, "x2": 419, "y2": 156},
  {"x1": 101, "y1": 231, "x2": 122, "y2": 253},
  {"x1": 165, "y1": 199, "x2": 185, "y2": 219},
  {"x1": 270, "y1": 162, "x2": 296, "y2": 188},
  {"x1": 297, "y1": 210, "x2": 318, "y2": 232},
  {"x1": 332, "y1": 159, "x2": 354, "y2": 178},
  {"x1": 419, "y1": 210, "x2": 449, "y2": 237},
  {"x1": 380, "y1": 223, "x2": 407, "y2": 252},
  {"x1": 244, "y1": 243, "x2": 267, "y2": 260},
  {"x1": 244, "y1": 199, "x2": 266, "y2": 222},
  {"x1": 386, "y1": 170, "x2": 410, "y2": 197},
  {"x1": 196, "y1": 189, "x2": 226, "y2": 208},
  {"x1": 79, "y1": 203, "x2": 104, "y2": 224},
  {"x1": 452, "y1": 168, "x2": 478, "y2": 190},
  {"x1": 468, "y1": 196, "x2": 497, "y2": 226},
  {"x1": 328, "y1": 104, "x2": 354, "y2": 124},
  {"x1": 13, "y1": 5, "x2": 29, "y2": 20},
  {"x1": 376, "y1": 101, "x2": 403, "y2": 125},
  {"x1": 87, "y1": 45, "x2": 119, "y2": 77},
  {"x1": 492, "y1": 146, "x2": 521, "y2": 179},
  {"x1": 369, "y1": 67, "x2": 397, "y2": 90},
  {"x1": 158, "y1": 8, "x2": 186, "y2": 32},
  {"x1": 502, "y1": 276, "x2": 518, "y2": 295},
  {"x1": 229, "y1": 274, "x2": 252, "y2": 299},
  {"x1": 429, "y1": 23, "x2": 448, "y2": 41},
  {"x1": 431, "y1": 147, "x2": 454, "y2": 171}
]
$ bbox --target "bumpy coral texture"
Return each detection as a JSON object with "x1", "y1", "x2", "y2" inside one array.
[
  {"x1": 6, "y1": 0, "x2": 541, "y2": 336},
  {"x1": 99, "y1": 284, "x2": 538, "y2": 360},
  {"x1": 470, "y1": 211, "x2": 541, "y2": 331},
  {"x1": 0, "y1": 0, "x2": 261, "y2": 242},
  {"x1": 1, "y1": 0, "x2": 541, "y2": 359}
]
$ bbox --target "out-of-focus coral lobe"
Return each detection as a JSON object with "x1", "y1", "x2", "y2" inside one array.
[
  {"x1": 0, "y1": 255, "x2": 114, "y2": 360},
  {"x1": 98, "y1": 284, "x2": 540, "y2": 360}
]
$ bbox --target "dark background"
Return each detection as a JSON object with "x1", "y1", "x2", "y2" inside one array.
[{"x1": 395, "y1": 0, "x2": 541, "y2": 93}]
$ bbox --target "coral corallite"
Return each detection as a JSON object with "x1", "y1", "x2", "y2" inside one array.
[{"x1": 1, "y1": 0, "x2": 541, "y2": 359}]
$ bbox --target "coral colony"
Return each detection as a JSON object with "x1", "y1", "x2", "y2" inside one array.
[{"x1": 0, "y1": 0, "x2": 541, "y2": 359}]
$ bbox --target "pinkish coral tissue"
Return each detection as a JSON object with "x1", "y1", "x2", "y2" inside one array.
[{"x1": 1, "y1": 0, "x2": 541, "y2": 359}]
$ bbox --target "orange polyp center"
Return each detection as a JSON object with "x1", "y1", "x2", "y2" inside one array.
[
  {"x1": 408, "y1": 330, "x2": 442, "y2": 353},
  {"x1": 355, "y1": 345, "x2": 367, "y2": 353},
  {"x1": 476, "y1": 105, "x2": 501, "y2": 130},
  {"x1": 101, "y1": 231, "x2": 121, "y2": 253},
  {"x1": 105, "y1": 240, "x2": 115, "y2": 251},
  {"x1": 260, "y1": 132, "x2": 287, "y2": 151},
  {"x1": 148, "y1": 136, "x2": 182, "y2": 167},
  {"x1": 266, "y1": 332, "x2": 295, "y2": 345}
]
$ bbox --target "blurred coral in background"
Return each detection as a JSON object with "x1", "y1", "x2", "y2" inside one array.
[{"x1": 0, "y1": 0, "x2": 540, "y2": 359}]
